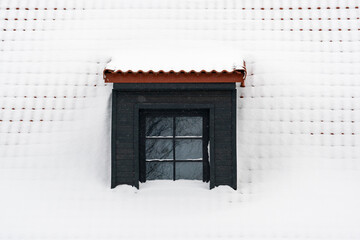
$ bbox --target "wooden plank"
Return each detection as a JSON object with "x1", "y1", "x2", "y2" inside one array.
[
  {"x1": 214, "y1": 159, "x2": 233, "y2": 166},
  {"x1": 215, "y1": 166, "x2": 232, "y2": 173},
  {"x1": 115, "y1": 172, "x2": 135, "y2": 178},
  {"x1": 114, "y1": 83, "x2": 236, "y2": 91},
  {"x1": 105, "y1": 71, "x2": 245, "y2": 86},
  {"x1": 115, "y1": 160, "x2": 134, "y2": 167}
]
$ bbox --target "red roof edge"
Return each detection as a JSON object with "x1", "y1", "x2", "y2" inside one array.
[{"x1": 103, "y1": 69, "x2": 247, "y2": 87}]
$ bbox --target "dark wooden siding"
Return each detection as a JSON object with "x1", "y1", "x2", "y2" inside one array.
[{"x1": 112, "y1": 83, "x2": 237, "y2": 189}]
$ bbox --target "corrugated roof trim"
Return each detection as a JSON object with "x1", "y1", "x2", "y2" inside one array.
[
  {"x1": 104, "y1": 59, "x2": 247, "y2": 80},
  {"x1": 104, "y1": 69, "x2": 245, "y2": 75},
  {"x1": 103, "y1": 63, "x2": 247, "y2": 87}
]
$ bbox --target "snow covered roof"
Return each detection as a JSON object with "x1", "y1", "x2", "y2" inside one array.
[
  {"x1": 104, "y1": 46, "x2": 246, "y2": 73},
  {"x1": 104, "y1": 47, "x2": 247, "y2": 85},
  {"x1": 105, "y1": 56, "x2": 245, "y2": 73}
]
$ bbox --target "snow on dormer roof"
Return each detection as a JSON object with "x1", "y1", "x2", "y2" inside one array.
[{"x1": 104, "y1": 44, "x2": 245, "y2": 73}]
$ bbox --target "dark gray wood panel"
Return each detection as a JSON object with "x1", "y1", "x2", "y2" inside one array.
[{"x1": 111, "y1": 84, "x2": 237, "y2": 189}]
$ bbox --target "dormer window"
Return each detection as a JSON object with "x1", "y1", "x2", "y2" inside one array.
[{"x1": 104, "y1": 57, "x2": 246, "y2": 189}]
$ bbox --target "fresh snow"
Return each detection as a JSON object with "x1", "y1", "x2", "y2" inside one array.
[
  {"x1": 0, "y1": 161, "x2": 359, "y2": 239},
  {"x1": 105, "y1": 44, "x2": 245, "y2": 72},
  {"x1": 1, "y1": 0, "x2": 360, "y2": 239}
]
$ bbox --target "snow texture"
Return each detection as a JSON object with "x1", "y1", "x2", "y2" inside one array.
[
  {"x1": 0, "y1": 0, "x2": 360, "y2": 239},
  {"x1": 105, "y1": 45, "x2": 245, "y2": 72}
]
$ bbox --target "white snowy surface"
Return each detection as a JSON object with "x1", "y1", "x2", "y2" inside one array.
[
  {"x1": 0, "y1": 161, "x2": 359, "y2": 239},
  {"x1": 105, "y1": 45, "x2": 245, "y2": 72},
  {"x1": 1, "y1": 0, "x2": 360, "y2": 239}
]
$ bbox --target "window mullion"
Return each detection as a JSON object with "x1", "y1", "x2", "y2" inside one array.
[{"x1": 173, "y1": 117, "x2": 176, "y2": 181}]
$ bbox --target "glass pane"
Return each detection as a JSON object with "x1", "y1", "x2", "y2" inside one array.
[
  {"x1": 146, "y1": 117, "x2": 173, "y2": 137},
  {"x1": 146, "y1": 162, "x2": 173, "y2": 180},
  {"x1": 175, "y1": 162, "x2": 203, "y2": 180},
  {"x1": 146, "y1": 139, "x2": 173, "y2": 160},
  {"x1": 175, "y1": 139, "x2": 202, "y2": 160},
  {"x1": 175, "y1": 117, "x2": 202, "y2": 137}
]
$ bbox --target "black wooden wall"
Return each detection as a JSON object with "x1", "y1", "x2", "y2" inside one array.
[{"x1": 111, "y1": 83, "x2": 237, "y2": 189}]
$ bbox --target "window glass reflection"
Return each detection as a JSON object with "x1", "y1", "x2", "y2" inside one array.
[
  {"x1": 146, "y1": 139, "x2": 173, "y2": 160},
  {"x1": 175, "y1": 117, "x2": 202, "y2": 137},
  {"x1": 146, "y1": 117, "x2": 173, "y2": 137},
  {"x1": 175, "y1": 162, "x2": 203, "y2": 180},
  {"x1": 175, "y1": 139, "x2": 202, "y2": 160},
  {"x1": 146, "y1": 162, "x2": 173, "y2": 180}
]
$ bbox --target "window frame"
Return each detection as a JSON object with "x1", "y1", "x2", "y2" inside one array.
[
  {"x1": 140, "y1": 109, "x2": 209, "y2": 182},
  {"x1": 134, "y1": 104, "x2": 215, "y2": 186}
]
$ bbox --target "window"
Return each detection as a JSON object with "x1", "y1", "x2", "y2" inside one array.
[{"x1": 139, "y1": 110, "x2": 210, "y2": 182}]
